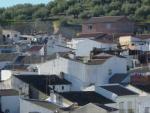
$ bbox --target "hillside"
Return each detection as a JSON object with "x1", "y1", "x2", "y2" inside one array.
[
  {"x1": 0, "y1": 0, "x2": 149, "y2": 23},
  {"x1": 0, "y1": 0, "x2": 150, "y2": 36}
]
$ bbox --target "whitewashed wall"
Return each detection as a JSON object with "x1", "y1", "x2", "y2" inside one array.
[
  {"x1": 1, "y1": 70, "x2": 12, "y2": 81},
  {"x1": 38, "y1": 56, "x2": 127, "y2": 90},
  {"x1": 75, "y1": 39, "x2": 117, "y2": 57},
  {"x1": 137, "y1": 96, "x2": 150, "y2": 113},
  {"x1": 1, "y1": 96, "x2": 19, "y2": 113},
  {"x1": 20, "y1": 99, "x2": 54, "y2": 113}
]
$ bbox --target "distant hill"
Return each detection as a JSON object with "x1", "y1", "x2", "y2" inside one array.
[
  {"x1": 0, "y1": 0, "x2": 149, "y2": 22},
  {"x1": 0, "y1": 0, "x2": 149, "y2": 35}
]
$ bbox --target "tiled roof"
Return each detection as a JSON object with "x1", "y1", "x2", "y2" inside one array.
[
  {"x1": 0, "y1": 53, "x2": 19, "y2": 61},
  {"x1": 59, "y1": 91, "x2": 114, "y2": 106},
  {"x1": 28, "y1": 45, "x2": 43, "y2": 52},
  {"x1": 94, "y1": 103, "x2": 118, "y2": 112},
  {"x1": 13, "y1": 54, "x2": 59, "y2": 64},
  {"x1": 101, "y1": 84, "x2": 137, "y2": 96},
  {"x1": 136, "y1": 34, "x2": 150, "y2": 40},
  {"x1": 77, "y1": 32, "x2": 105, "y2": 38},
  {"x1": 23, "y1": 99, "x2": 60, "y2": 111},
  {"x1": 0, "y1": 89, "x2": 18, "y2": 96},
  {"x1": 83, "y1": 16, "x2": 128, "y2": 24},
  {"x1": 109, "y1": 73, "x2": 128, "y2": 83},
  {"x1": 78, "y1": 32, "x2": 133, "y2": 44},
  {"x1": 132, "y1": 84, "x2": 150, "y2": 93},
  {"x1": 62, "y1": 53, "x2": 112, "y2": 65},
  {"x1": 15, "y1": 75, "x2": 71, "y2": 95}
]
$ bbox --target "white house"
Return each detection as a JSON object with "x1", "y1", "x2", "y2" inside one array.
[
  {"x1": 46, "y1": 35, "x2": 73, "y2": 55},
  {"x1": 70, "y1": 103, "x2": 119, "y2": 113},
  {"x1": 2, "y1": 29, "x2": 21, "y2": 43},
  {"x1": 126, "y1": 84, "x2": 150, "y2": 113},
  {"x1": 67, "y1": 38, "x2": 117, "y2": 57},
  {"x1": 119, "y1": 35, "x2": 150, "y2": 51},
  {"x1": 20, "y1": 98, "x2": 62, "y2": 113},
  {"x1": 19, "y1": 35, "x2": 35, "y2": 44},
  {"x1": 96, "y1": 84, "x2": 138, "y2": 113},
  {"x1": 0, "y1": 89, "x2": 20, "y2": 113},
  {"x1": 48, "y1": 90, "x2": 114, "y2": 108},
  {"x1": 37, "y1": 53, "x2": 127, "y2": 91}
]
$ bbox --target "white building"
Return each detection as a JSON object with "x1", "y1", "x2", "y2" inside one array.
[
  {"x1": 20, "y1": 98, "x2": 62, "y2": 113},
  {"x1": 126, "y1": 84, "x2": 150, "y2": 113},
  {"x1": 67, "y1": 38, "x2": 117, "y2": 57},
  {"x1": 46, "y1": 35, "x2": 73, "y2": 55},
  {"x1": 70, "y1": 103, "x2": 119, "y2": 113},
  {"x1": 2, "y1": 29, "x2": 21, "y2": 43},
  {"x1": 96, "y1": 84, "x2": 138, "y2": 113},
  {"x1": 119, "y1": 35, "x2": 150, "y2": 51},
  {"x1": 48, "y1": 90, "x2": 115, "y2": 108},
  {"x1": 19, "y1": 35, "x2": 35, "y2": 44},
  {"x1": 37, "y1": 53, "x2": 127, "y2": 90}
]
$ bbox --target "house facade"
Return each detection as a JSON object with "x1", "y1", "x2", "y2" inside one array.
[
  {"x1": 119, "y1": 35, "x2": 150, "y2": 51},
  {"x1": 126, "y1": 84, "x2": 150, "y2": 113},
  {"x1": 96, "y1": 84, "x2": 138, "y2": 113},
  {"x1": 81, "y1": 16, "x2": 135, "y2": 34},
  {"x1": 2, "y1": 29, "x2": 21, "y2": 44},
  {"x1": 20, "y1": 98, "x2": 61, "y2": 113},
  {"x1": 46, "y1": 35, "x2": 73, "y2": 55},
  {"x1": 68, "y1": 38, "x2": 117, "y2": 57},
  {"x1": 37, "y1": 54, "x2": 127, "y2": 90},
  {"x1": 70, "y1": 103, "x2": 118, "y2": 113}
]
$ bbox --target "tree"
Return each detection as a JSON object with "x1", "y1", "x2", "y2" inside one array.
[
  {"x1": 135, "y1": 6, "x2": 150, "y2": 20},
  {"x1": 108, "y1": 10, "x2": 120, "y2": 16},
  {"x1": 33, "y1": 7, "x2": 49, "y2": 19},
  {"x1": 121, "y1": 3, "x2": 137, "y2": 15},
  {"x1": 67, "y1": 4, "x2": 81, "y2": 18},
  {"x1": 91, "y1": 5, "x2": 104, "y2": 17}
]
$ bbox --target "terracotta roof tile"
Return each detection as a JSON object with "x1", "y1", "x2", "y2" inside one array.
[{"x1": 83, "y1": 16, "x2": 128, "y2": 24}]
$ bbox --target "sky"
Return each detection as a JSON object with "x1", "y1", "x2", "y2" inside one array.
[{"x1": 0, "y1": 0, "x2": 51, "y2": 8}]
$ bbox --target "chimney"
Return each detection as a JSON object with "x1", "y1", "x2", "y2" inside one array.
[
  {"x1": 60, "y1": 72, "x2": 64, "y2": 79},
  {"x1": 56, "y1": 53, "x2": 60, "y2": 59},
  {"x1": 68, "y1": 53, "x2": 75, "y2": 59},
  {"x1": 83, "y1": 56, "x2": 90, "y2": 63},
  {"x1": 50, "y1": 90, "x2": 57, "y2": 103}
]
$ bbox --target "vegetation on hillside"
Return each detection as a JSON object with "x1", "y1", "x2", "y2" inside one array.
[{"x1": 0, "y1": 0, "x2": 150, "y2": 23}]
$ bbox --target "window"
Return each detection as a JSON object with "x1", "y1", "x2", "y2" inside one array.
[
  {"x1": 14, "y1": 34, "x2": 17, "y2": 37},
  {"x1": 128, "y1": 101, "x2": 134, "y2": 113},
  {"x1": 53, "y1": 85, "x2": 55, "y2": 90},
  {"x1": 108, "y1": 69, "x2": 112, "y2": 75},
  {"x1": 88, "y1": 25, "x2": 93, "y2": 30},
  {"x1": 119, "y1": 102, "x2": 124, "y2": 113},
  {"x1": 62, "y1": 86, "x2": 64, "y2": 90},
  {"x1": 7, "y1": 34, "x2": 10, "y2": 38}
]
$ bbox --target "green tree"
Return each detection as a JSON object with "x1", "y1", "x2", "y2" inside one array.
[
  {"x1": 91, "y1": 5, "x2": 104, "y2": 16},
  {"x1": 67, "y1": 4, "x2": 81, "y2": 18},
  {"x1": 135, "y1": 6, "x2": 150, "y2": 20},
  {"x1": 33, "y1": 7, "x2": 49, "y2": 19}
]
